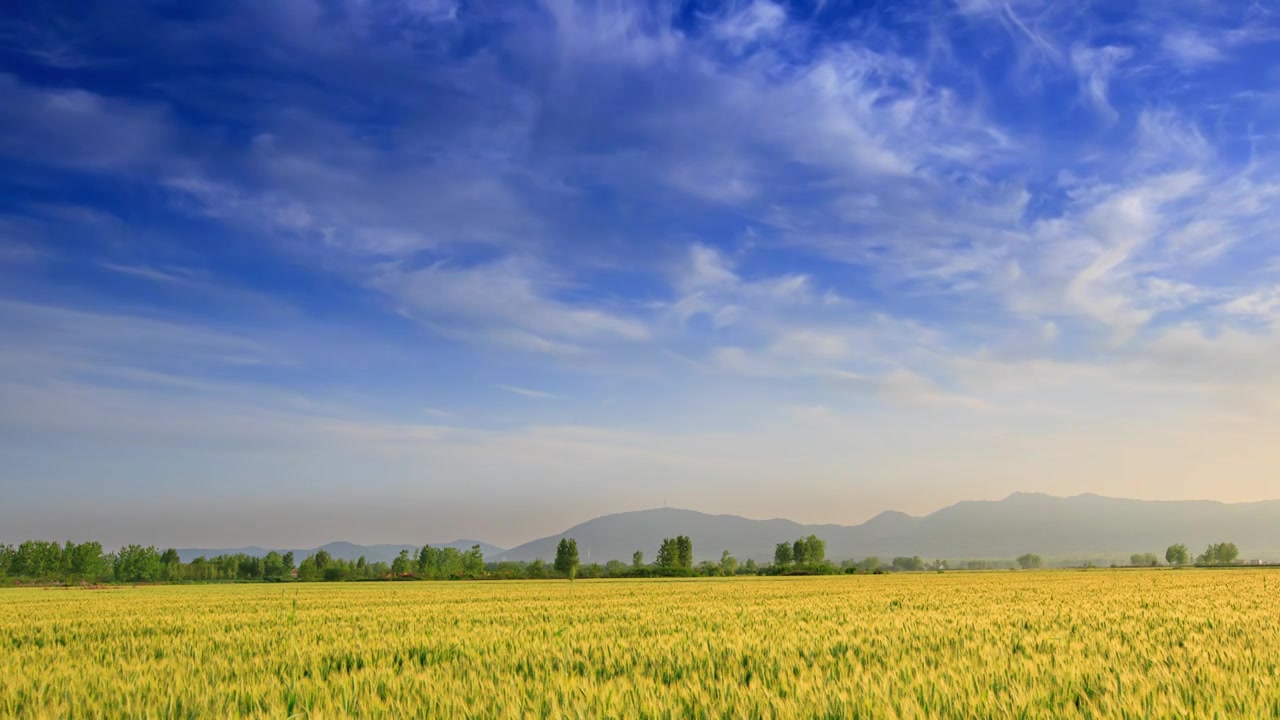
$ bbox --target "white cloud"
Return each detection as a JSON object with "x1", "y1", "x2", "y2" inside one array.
[
  {"x1": 1070, "y1": 44, "x2": 1132, "y2": 122},
  {"x1": 713, "y1": 1, "x2": 787, "y2": 50},
  {"x1": 1162, "y1": 31, "x2": 1223, "y2": 65},
  {"x1": 0, "y1": 73, "x2": 174, "y2": 171},
  {"x1": 496, "y1": 384, "x2": 558, "y2": 399},
  {"x1": 384, "y1": 257, "x2": 650, "y2": 355},
  {"x1": 1220, "y1": 287, "x2": 1280, "y2": 320}
]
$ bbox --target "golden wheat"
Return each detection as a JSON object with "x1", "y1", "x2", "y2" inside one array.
[{"x1": 2, "y1": 570, "x2": 1278, "y2": 718}]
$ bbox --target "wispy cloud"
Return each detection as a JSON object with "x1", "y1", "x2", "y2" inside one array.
[
  {"x1": 496, "y1": 384, "x2": 558, "y2": 400},
  {"x1": 1070, "y1": 44, "x2": 1131, "y2": 122}
]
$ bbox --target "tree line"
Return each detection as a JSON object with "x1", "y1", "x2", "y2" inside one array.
[{"x1": 0, "y1": 536, "x2": 1254, "y2": 585}]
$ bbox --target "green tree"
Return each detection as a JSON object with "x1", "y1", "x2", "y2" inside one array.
[
  {"x1": 1197, "y1": 542, "x2": 1240, "y2": 565},
  {"x1": 742, "y1": 558, "x2": 758, "y2": 574},
  {"x1": 12, "y1": 541, "x2": 65, "y2": 579},
  {"x1": 263, "y1": 551, "x2": 286, "y2": 580},
  {"x1": 605, "y1": 559, "x2": 628, "y2": 576},
  {"x1": 656, "y1": 538, "x2": 677, "y2": 568},
  {"x1": 67, "y1": 542, "x2": 109, "y2": 581},
  {"x1": 554, "y1": 538, "x2": 580, "y2": 580},
  {"x1": 676, "y1": 536, "x2": 693, "y2": 570},
  {"x1": 392, "y1": 549, "x2": 412, "y2": 576},
  {"x1": 720, "y1": 550, "x2": 738, "y2": 575},
  {"x1": 160, "y1": 548, "x2": 184, "y2": 581},
  {"x1": 1165, "y1": 544, "x2": 1189, "y2": 566},
  {"x1": 313, "y1": 550, "x2": 332, "y2": 569},
  {"x1": 774, "y1": 542, "x2": 793, "y2": 566},
  {"x1": 892, "y1": 556, "x2": 924, "y2": 572},
  {"x1": 792, "y1": 539, "x2": 808, "y2": 566},
  {"x1": 462, "y1": 545, "x2": 485, "y2": 577},
  {"x1": 1016, "y1": 553, "x2": 1042, "y2": 570},
  {"x1": 437, "y1": 548, "x2": 464, "y2": 577},
  {"x1": 416, "y1": 546, "x2": 438, "y2": 578},
  {"x1": 115, "y1": 545, "x2": 164, "y2": 582},
  {"x1": 1130, "y1": 552, "x2": 1159, "y2": 567},
  {"x1": 526, "y1": 558, "x2": 549, "y2": 579},
  {"x1": 797, "y1": 535, "x2": 825, "y2": 566},
  {"x1": 632, "y1": 550, "x2": 644, "y2": 569},
  {"x1": 859, "y1": 556, "x2": 881, "y2": 572},
  {"x1": 187, "y1": 556, "x2": 212, "y2": 581},
  {"x1": 282, "y1": 552, "x2": 295, "y2": 575},
  {"x1": 297, "y1": 556, "x2": 319, "y2": 582}
]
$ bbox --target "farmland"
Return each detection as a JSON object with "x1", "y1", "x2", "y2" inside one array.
[{"x1": 2, "y1": 570, "x2": 1278, "y2": 718}]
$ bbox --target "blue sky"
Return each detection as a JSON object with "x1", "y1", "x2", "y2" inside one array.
[{"x1": 3, "y1": 0, "x2": 1280, "y2": 548}]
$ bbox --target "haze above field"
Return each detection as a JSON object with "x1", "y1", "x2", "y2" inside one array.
[
  {"x1": 4, "y1": 2, "x2": 1280, "y2": 548},
  {"x1": 170, "y1": 493, "x2": 1280, "y2": 564}
]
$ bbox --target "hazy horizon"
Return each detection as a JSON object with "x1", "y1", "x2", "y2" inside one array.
[
  {"x1": 4, "y1": 2, "x2": 1280, "y2": 549},
  {"x1": 6, "y1": 491, "x2": 1280, "y2": 551}
]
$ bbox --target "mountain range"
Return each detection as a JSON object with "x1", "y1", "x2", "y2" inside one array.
[
  {"x1": 498, "y1": 493, "x2": 1280, "y2": 564},
  {"x1": 179, "y1": 493, "x2": 1280, "y2": 565}
]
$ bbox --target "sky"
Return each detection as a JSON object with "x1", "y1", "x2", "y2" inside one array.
[{"x1": 2, "y1": 0, "x2": 1280, "y2": 550}]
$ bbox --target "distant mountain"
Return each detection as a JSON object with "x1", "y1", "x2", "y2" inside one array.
[
  {"x1": 499, "y1": 493, "x2": 1280, "y2": 563},
  {"x1": 174, "y1": 494, "x2": 1280, "y2": 566},
  {"x1": 177, "y1": 539, "x2": 505, "y2": 564}
]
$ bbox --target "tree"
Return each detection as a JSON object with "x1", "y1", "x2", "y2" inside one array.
[
  {"x1": 115, "y1": 545, "x2": 164, "y2": 582},
  {"x1": 792, "y1": 539, "x2": 808, "y2": 566},
  {"x1": 743, "y1": 558, "x2": 758, "y2": 574},
  {"x1": 67, "y1": 542, "x2": 108, "y2": 581},
  {"x1": 1197, "y1": 542, "x2": 1240, "y2": 566},
  {"x1": 417, "y1": 546, "x2": 438, "y2": 578},
  {"x1": 1165, "y1": 544, "x2": 1189, "y2": 567},
  {"x1": 720, "y1": 550, "x2": 738, "y2": 576},
  {"x1": 462, "y1": 545, "x2": 485, "y2": 576},
  {"x1": 632, "y1": 551, "x2": 644, "y2": 569},
  {"x1": 438, "y1": 548, "x2": 464, "y2": 577},
  {"x1": 892, "y1": 556, "x2": 924, "y2": 572},
  {"x1": 392, "y1": 549, "x2": 412, "y2": 576},
  {"x1": 282, "y1": 552, "x2": 295, "y2": 575},
  {"x1": 11, "y1": 541, "x2": 65, "y2": 579},
  {"x1": 554, "y1": 538, "x2": 580, "y2": 580},
  {"x1": 187, "y1": 556, "x2": 212, "y2": 581},
  {"x1": 1016, "y1": 553, "x2": 1043, "y2": 570},
  {"x1": 297, "y1": 556, "x2": 319, "y2": 582},
  {"x1": 1130, "y1": 553, "x2": 1159, "y2": 567},
  {"x1": 313, "y1": 550, "x2": 332, "y2": 569},
  {"x1": 774, "y1": 542, "x2": 793, "y2": 567},
  {"x1": 800, "y1": 535, "x2": 825, "y2": 566},
  {"x1": 526, "y1": 558, "x2": 549, "y2": 579},
  {"x1": 859, "y1": 557, "x2": 881, "y2": 573},
  {"x1": 657, "y1": 538, "x2": 680, "y2": 569},
  {"x1": 676, "y1": 536, "x2": 693, "y2": 570}
]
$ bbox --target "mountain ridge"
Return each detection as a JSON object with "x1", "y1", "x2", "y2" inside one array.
[
  {"x1": 176, "y1": 493, "x2": 1280, "y2": 565},
  {"x1": 497, "y1": 493, "x2": 1280, "y2": 563}
]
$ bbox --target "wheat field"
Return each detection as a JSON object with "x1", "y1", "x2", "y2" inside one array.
[{"x1": 2, "y1": 570, "x2": 1278, "y2": 718}]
